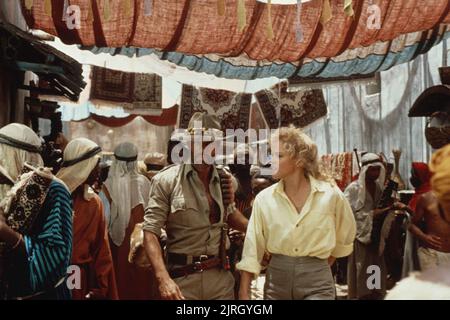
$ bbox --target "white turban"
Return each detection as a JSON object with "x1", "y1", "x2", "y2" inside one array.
[
  {"x1": 104, "y1": 142, "x2": 150, "y2": 246},
  {"x1": 355, "y1": 153, "x2": 386, "y2": 211},
  {"x1": 0, "y1": 123, "x2": 44, "y2": 199},
  {"x1": 57, "y1": 138, "x2": 101, "y2": 193}
]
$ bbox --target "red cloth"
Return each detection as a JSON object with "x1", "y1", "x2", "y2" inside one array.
[
  {"x1": 87, "y1": 105, "x2": 179, "y2": 127},
  {"x1": 21, "y1": 1, "x2": 450, "y2": 62},
  {"x1": 71, "y1": 193, "x2": 119, "y2": 300},
  {"x1": 109, "y1": 205, "x2": 157, "y2": 300},
  {"x1": 408, "y1": 162, "x2": 432, "y2": 212}
]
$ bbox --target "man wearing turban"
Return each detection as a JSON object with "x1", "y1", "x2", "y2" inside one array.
[{"x1": 57, "y1": 138, "x2": 118, "y2": 300}]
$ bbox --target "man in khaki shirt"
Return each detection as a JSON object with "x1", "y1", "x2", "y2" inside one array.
[{"x1": 143, "y1": 113, "x2": 248, "y2": 300}]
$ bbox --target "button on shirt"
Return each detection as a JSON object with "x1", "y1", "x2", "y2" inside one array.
[
  {"x1": 236, "y1": 176, "x2": 356, "y2": 276},
  {"x1": 143, "y1": 164, "x2": 226, "y2": 257}
]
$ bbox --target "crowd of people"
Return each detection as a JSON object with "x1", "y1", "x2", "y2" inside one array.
[{"x1": 0, "y1": 112, "x2": 449, "y2": 300}]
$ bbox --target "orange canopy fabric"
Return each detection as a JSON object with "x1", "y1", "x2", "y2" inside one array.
[{"x1": 22, "y1": 0, "x2": 450, "y2": 63}]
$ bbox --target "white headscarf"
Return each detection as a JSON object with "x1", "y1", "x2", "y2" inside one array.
[
  {"x1": 0, "y1": 123, "x2": 44, "y2": 199},
  {"x1": 56, "y1": 138, "x2": 101, "y2": 195},
  {"x1": 355, "y1": 153, "x2": 386, "y2": 211},
  {"x1": 105, "y1": 142, "x2": 150, "y2": 246}
]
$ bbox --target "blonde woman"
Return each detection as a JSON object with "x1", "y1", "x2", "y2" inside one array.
[{"x1": 237, "y1": 127, "x2": 356, "y2": 300}]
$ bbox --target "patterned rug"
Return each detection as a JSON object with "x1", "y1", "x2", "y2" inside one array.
[
  {"x1": 179, "y1": 85, "x2": 252, "y2": 131},
  {"x1": 255, "y1": 82, "x2": 328, "y2": 129},
  {"x1": 90, "y1": 66, "x2": 162, "y2": 115},
  {"x1": 321, "y1": 152, "x2": 353, "y2": 191}
]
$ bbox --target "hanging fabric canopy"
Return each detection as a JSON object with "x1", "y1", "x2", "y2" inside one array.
[
  {"x1": 21, "y1": 0, "x2": 450, "y2": 80},
  {"x1": 85, "y1": 27, "x2": 450, "y2": 80}
]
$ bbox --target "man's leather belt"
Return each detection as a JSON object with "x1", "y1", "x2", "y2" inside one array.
[
  {"x1": 168, "y1": 255, "x2": 222, "y2": 279},
  {"x1": 167, "y1": 252, "x2": 216, "y2": 265}
]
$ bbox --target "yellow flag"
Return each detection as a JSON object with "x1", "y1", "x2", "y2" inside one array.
[
  {"x1": 44, "y1": 0, "x2": 52, "y2": 15},
  {"x1": 123, "y1": 0, "x2": 132, "y2": 18},
  {"x1": 266, "y1": 0, "x2": 274, "y2": 41},
  {"x1": 344, "y1": 0, "x2": 354, "y2": 17},
  {"x1": 320, "y1": 0, "x2": 332, "y2": 24},
  {"x1": 237, "y1": 0, "x2": 246, "y2": 32},
  {"x1": 104, "y1": 0, "x2": 111, "y2": 21},
  {"x1": 25, "y1": 0, "x2": 33, "y2": 10},
  {"x1": 217, "y1": 0, "x2": 225, "y2": 16}
]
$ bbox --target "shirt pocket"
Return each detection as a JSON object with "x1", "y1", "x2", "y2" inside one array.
[
  {"x1": 303, "y1": 211, "x2": 335, "y2": 239},
  {"x1": 168, "y1": 196, "x2": 200, "y2": 227}
]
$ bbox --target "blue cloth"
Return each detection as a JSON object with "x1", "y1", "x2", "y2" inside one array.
[
  {"x1": 20, "y1": 181, "x2": 73, "y2": 300},
  {"x1": 81, "y1": 31, "x2": 450, "y2": 80}
]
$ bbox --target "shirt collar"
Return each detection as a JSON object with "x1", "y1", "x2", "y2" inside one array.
[
  {"x1": 274, "y1": 175, "x2": 327, "y2": 195},
  {"x1": 183, "y1": 163, "x2": 220, "y2": 183}
]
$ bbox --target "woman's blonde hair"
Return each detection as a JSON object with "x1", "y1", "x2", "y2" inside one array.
[{"x1": 271, "y1": 126, "x2": 332, "y2": 182}]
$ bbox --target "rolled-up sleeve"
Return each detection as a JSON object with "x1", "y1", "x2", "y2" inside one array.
[
  {"x1": 331, "y1": 189, "x2": 357, "y2": 258},
  {"x1": 143, "y1": 176, "x2": 170, "y2": 237},
  {"x1": 236, "y1": 199, "x2": 266, "y2": 276}
]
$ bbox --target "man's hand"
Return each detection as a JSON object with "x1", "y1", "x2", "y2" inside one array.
[
  {"x1": 328, "y1": 256, "x2": 336, "y2": 266},
  {"x1": 158, "y1": 276, "x2": 185, "y2": 300},
  {"x1": 373, "y1": 206, "x2": 392, "y2": 217},
  {"x1": 422, "y1": 234, "x2": 443, "y2": 250},
  {"x1": 229, "y1": 229, "x2": 245, "y2": 245},
  {"x1": 219, "y1": 170, "x2": 235, "y2": 207},
  {"x1": 239, "y1": 289, "x2": 250, "y2": 300},
  {"x1": 393, "y1": 202, "x2": 408, "y2": 211}
]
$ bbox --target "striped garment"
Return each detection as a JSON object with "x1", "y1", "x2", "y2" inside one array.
[{"x1": 22, "y1": 180, "x2": 73, "y2": 300}]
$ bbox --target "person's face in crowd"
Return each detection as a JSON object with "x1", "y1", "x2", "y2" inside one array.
[
  {"x1": 251, "y1": 177, "x2": 273, "y2": 196},
  {"x1": 366, "y1": 165, "x2": 381, "y2": 181},
  {"x1": 85, "y1": 160, "x2": 101, "y2": 187},
  {"x1": 385, "y1": 163, "x2": 393, "y2": 180},
  {"x1": 229, "y1": 153, "x2": 252, "y2": 178},
  {"x1": 270, "y1": 139, "x2": 298, "y2": 180},
  {"x1": 188, "y1": 138, "x2": 215, "y2": 166},
  {"x1": 410, "y1": 167, "x2": 422, "y2": 188}
]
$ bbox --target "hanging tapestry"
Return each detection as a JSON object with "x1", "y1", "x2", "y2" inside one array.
[
  {"x1": 255, "y1": 82, "x2": 328, "y2": 129},
  {"x1": 179, "y1": 85, "x2": 252, "y2": 131},
  {"x1": 90, "y1": 66, "x2": 162, "y2": 115},
  {"x1": 321, "y1": 152, "x2": 353, "y2": 191}
]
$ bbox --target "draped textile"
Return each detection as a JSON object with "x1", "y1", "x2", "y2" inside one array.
[
  {"x1": 321, "y1": 152, "x2": 353, "y2": 191},
  {"x1": 22, "y1": 0, "x2": 450, "y2": 61},
  {"x1": 255, "y1": 83, "x2": 327, "y2": 128},
  {"x1": 71, "y1": 193, "x2": 118, "y2": 300},
  {"x1": 8, "y1": 181, "x2": 73, "y2": 300},
  {"x1": 22, "y1": 0, "x2": 450, "y2": 79},
  {"x1": 179, "y1": 85, "x2": 252, "y2": 130},
  {"x1": 90, "y1": 66, "x2": 162, "y2": 115}
]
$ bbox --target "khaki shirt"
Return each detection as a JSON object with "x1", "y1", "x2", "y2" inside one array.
[{"x1": 143, "y1": 164, "x2": 227, "y2": 257}]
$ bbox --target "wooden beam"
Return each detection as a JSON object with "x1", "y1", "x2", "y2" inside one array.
[{"x1": 18, "y1": 84, "x2": 65, "y2": 97}]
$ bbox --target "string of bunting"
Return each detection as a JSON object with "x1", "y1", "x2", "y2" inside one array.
[
  {"x1": 295, "y1": 0, "x2": 304, "y2": 43},
  {"x1": 217, "y1": 0, "x2": 226, "y2": 16},
  {"x1": 266, "y1": 0, "x2": 274, "y2": 41}
]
